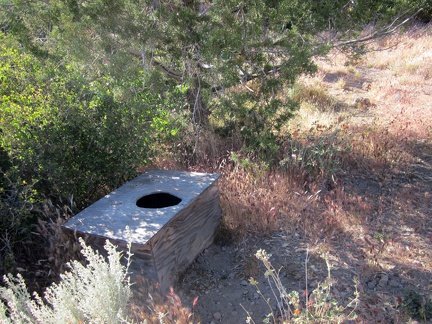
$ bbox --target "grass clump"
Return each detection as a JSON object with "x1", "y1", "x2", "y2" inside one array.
[
  {"x1": 280, "y1": 124, "x2": 351, "y2": 180},
  {"x1": 0, "y1": 238, "x2": 132, "y2": 323},
  {"x1": 292, "y1": 82, "x2": 338, "y2": 113}
]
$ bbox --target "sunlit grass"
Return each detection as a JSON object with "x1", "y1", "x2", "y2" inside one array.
[{"x1": 135, "y1": 24, "x2": 432, "y2": 323}]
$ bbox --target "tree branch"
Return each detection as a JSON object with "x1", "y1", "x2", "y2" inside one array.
[
  {"x1": 125, "y1": 47, "x2": 184, "y2": 81},
  {"x1": 334, "y1": 8, "x2": 423, "y2": 48}
]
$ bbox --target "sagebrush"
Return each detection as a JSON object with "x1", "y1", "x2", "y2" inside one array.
[{"x1": 0, "y1": 238, "x2": 132, "y2": 323}]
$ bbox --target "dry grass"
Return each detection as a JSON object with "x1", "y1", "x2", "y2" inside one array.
[
  {"x1": 367, "y1": 25, "x2": 432, "y2": 76},
  {"x1": 364, "y1": 25, "x2": 432, "y2": 140},
  {"x1": 128, "y1": 285, "x2": 197, "y2": 324},
  {"x1": 30, "y1": 24, "x2": 428, "y2": 323},
  {"x1": 219, "y1": 164, "x2": 375, "y2": 244},
  {"x1": 186, "y1": 23, "x2": 431, "y2": 322}
]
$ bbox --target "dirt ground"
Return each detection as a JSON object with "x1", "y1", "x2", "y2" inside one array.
[
  {"x1": 174, "y1": 163, "x2": 432, "y2": 324},
  {"x1": 10, "y1": 28, "x2": 431, "y2": 324},
  {"x1": 173, "y1": 58, "x2": 432, "y2": 323}
]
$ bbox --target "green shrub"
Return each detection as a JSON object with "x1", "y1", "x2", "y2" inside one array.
[
  {"x1": 211, "y1": 91, "x2": 299, "y2": 164},
  {"x1": 0, "y1": 238, "x2": 132, "y2": 323},
  {"x1": 0, "y1": 32, "x2": 181, "y2": 206},
  {"x1": 0, "y1": 31, "x2": 187, "y2": 274}
]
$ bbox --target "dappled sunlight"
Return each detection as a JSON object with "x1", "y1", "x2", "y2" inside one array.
[
  {"x1": 198, "y1": 24, "x2": 432, "y2": 322},
  {"x1": 2, "y1": 4, "x2": 431, "y2": 320}
]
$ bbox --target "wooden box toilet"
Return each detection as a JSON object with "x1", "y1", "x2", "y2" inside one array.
[{"x1": 62, "y1": 170, "x2": 221, "y2": 292}]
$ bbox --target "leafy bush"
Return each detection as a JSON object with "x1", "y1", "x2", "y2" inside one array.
[
  {"x1": 0, "y1": 238, "x2": 132, "y2": 323},
  {"x1": 0, "y1": 31, "x2": 187, "y2": 275},
  {"x1": 211, "y1": 90, "x2": 300, "y2": 163},
  {"x1": 0, "y1": 32, "x2": 181, "y2": 207}
]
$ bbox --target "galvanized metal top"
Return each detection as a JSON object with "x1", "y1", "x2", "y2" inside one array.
[{"x1": 62, "y1": 170, "x2": 220, "y2": 244}]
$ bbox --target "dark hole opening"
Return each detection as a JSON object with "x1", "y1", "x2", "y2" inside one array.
[{"x1": 136, "y1": 192, "x2": 182, "y2": 209}]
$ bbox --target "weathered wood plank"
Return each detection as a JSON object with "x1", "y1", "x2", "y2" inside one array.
[
  {"x1": 62, "y1": 170, "x2": 221, "y2": 292},
  {"x1": 151, "y1": 184, "x2": 221, "y2": 291}
]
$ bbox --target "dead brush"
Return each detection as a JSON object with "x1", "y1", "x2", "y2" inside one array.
[
  {"x1": 219, "y1": 167, "x2": 283, "y2": 238},
  {"x1": 292, "y1": 81, "x2": 339, "y2": 113},
  {"x1": 279, "y1": 124, "x2": 351, "y2": 182},
  {"x1": 36, "y1": 198, "x2": 83, "y2": 279},
  {"x1": 345, "y1": 124, "x2": 411, "y2": 178},
  {"x1": 219, "y1": 160, "x2": 367, "y2": 241},
  {"x1": 292, "y1": 181, "x2": 372, "y2": 240},
  {"x1": 128, "y1": 285, "x2": 197, "y2": 324}
]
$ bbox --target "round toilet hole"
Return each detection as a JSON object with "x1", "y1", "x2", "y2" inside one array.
[{"x1": 136, "y1": 192, "x2": 182, "y2": 209}]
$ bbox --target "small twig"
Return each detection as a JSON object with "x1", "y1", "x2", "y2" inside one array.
[
  {"x1": 240, "y1": 303, "x2": 256, "y2": 324},
  {"x1": 141, "y1": 44, "x2": 147, "y2": 68},
  {"x1": 192, "y1": 78, "x2": 201, "y2": 154}
]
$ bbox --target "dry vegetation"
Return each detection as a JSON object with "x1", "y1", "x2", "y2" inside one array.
[
  {"x1": 125, "y1": 25, "x2": 432, "y2": 323},
  {"x1": 149, "y1": 24, "x2": 432, "y2": 323},
  {"x1": 15, "y1": 24, "x2": 430, "y2": 323},
  {"x1": 217, "y1": 24, "x2": 432, "y2": 238}
]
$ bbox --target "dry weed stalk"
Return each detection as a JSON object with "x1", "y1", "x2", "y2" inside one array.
[
  {"x1": 36, "y1": 199, "x2": 83, "y2": 278},
  {"x1": 245, "y1": 249, "x2": 360, "y2": 323}
]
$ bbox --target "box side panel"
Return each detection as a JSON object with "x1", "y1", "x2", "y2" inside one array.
[
  {"x1": 128, "y1": 242, "x2": 159, "y2": 287},
  {"x1": 150, "y1": 182, "x2": 221, "y2": 292}
]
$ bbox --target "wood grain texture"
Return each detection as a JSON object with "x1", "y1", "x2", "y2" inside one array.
[
  {"x1": 150, "y1": 182, "x2": 221, "y2": 292},
  {"x1": 62, "y1": 171, "x2": 221, "y2": 293}
]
